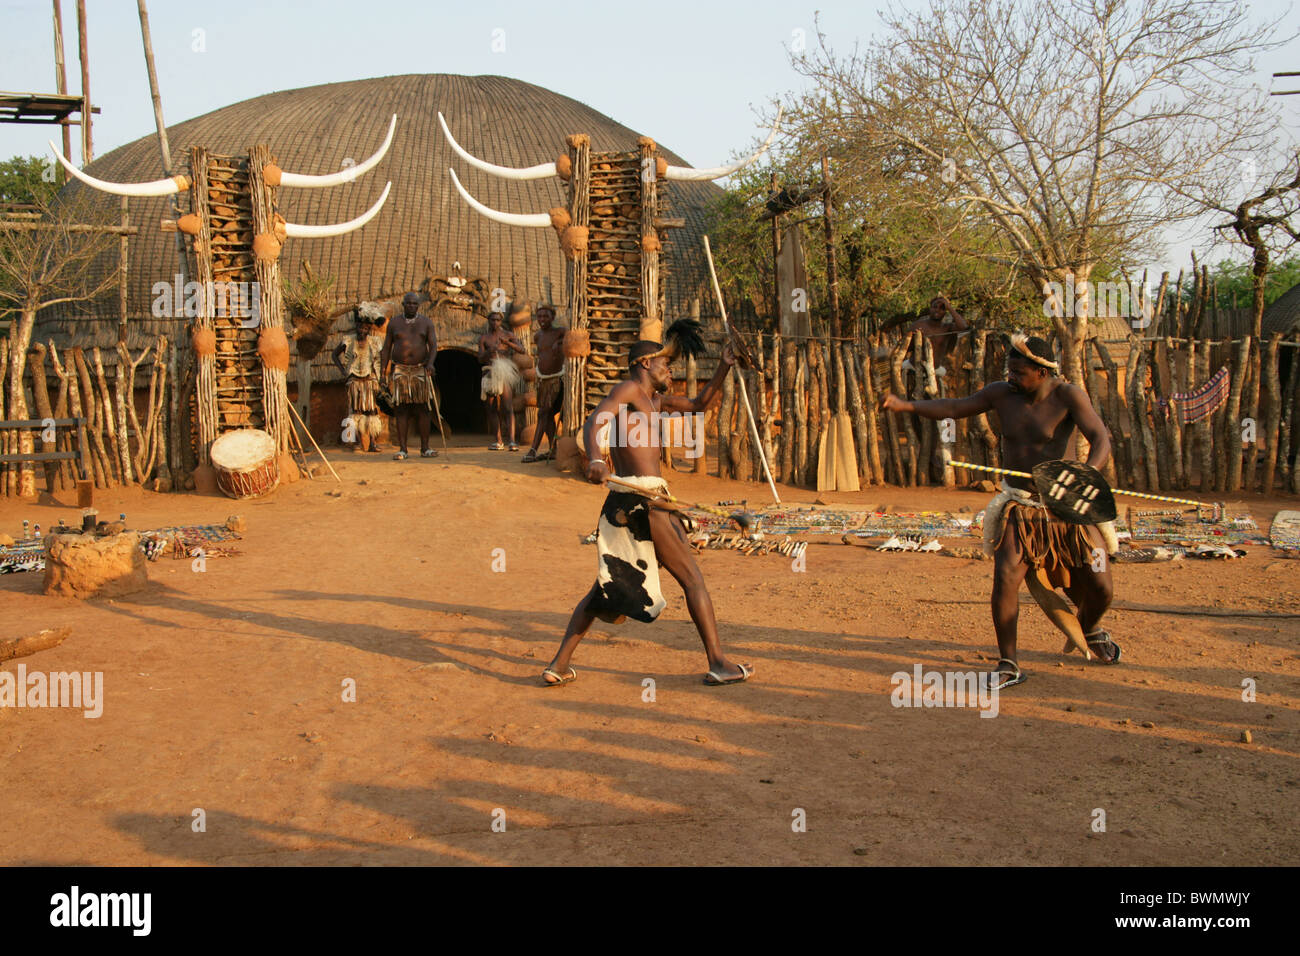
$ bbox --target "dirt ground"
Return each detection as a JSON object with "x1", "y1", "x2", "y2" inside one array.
[{"x1": 2, "y1": 441, "x2": 1298, "y2": 866}]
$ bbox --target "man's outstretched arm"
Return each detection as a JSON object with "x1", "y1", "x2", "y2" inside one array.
[{"x1": 882, "y1": 383, "x2": 1001, "y2": 420}]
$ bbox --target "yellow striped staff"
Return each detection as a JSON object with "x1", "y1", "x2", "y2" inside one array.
[{"x1": 951, "y1": 461, "x2": 1210, "y2": 509}]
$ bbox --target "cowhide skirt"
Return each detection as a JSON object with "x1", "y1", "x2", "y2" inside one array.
[{"x1": 588, "y1": 475, "x2": 670, "y2": 624}]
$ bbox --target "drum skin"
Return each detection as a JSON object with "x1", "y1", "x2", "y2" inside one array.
[{"x1": 210, "y1": 429, "x2": 280, "y2": 500}]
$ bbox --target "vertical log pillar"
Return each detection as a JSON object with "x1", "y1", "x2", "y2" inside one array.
[
  {"x1": 1262, "y1": 332, "x2": 1283, "y2": 494},
  {"x1": 248, "y1": 144, "x2": 288, "y2": 454},
  {"x1": 190, "y1": 146, "x2": 218, "y2": 463},
  {"x1": 1224, "y1": 335, "x2": 1251, "y2": 492},
  {"x1": 1278, "y1": 334, "x2": 1300, "y2": 492},
  {"x1": 1195, "y1": 344, "x2": 1214, "y2": 493},
  {"x1": 562, "y1": 134, "x2": 590, "y2": 435},
  {"x1": 637, "y1": 137, "x2": 661, "y2": 344}
]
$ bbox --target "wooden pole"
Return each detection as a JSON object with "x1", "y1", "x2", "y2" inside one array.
[
  {"x1": 1279, "y1": 334, "x2": 1300, "y2": 491},
  {"x1": 28, "y1": 345, "x2": 57, "y2": 493},
  {"x1": 821, "y1": 154, "x2": 844, "y2": 340},
  {"x1": 780, "y1": 336, "x2": 796, "y2": 483},
  {"x1": 287, "y1": 399, "x2": 340, "y2": 482},
  {"x1": 717, "y1": 362, "x2": 734, "y2": 479},
  {"x1": 137, "y1": 0, "x2": 183, "y2": 485},
  {"x1": 76, "y1": 0, "x2": 91, "y2": 164},
  {"x1": 855, "y1": 342, "x2": 886, "y2": 485},
  {"x1": 769, "y1": 171, "x2": 781, "y2": 330},
  {"x1": 1224, "y1": 335, "x2": 1250, "y2": 492},
  {"x1": 1262, "y1": 332, "x2": 1283, "y2": 494},
  {"x1": 52, "y1": 0, "x2": 72, "y2": 175},
  {"x1": 794, "y1": 344, "x2": 808, "y2": 484},
  {"x1": 971, "y1": 330, "x2": 999, "y2": 468},
  {"x1": 702, "y1": 235, "x2": 780, "y2": 503},
  {"x1": 890, "y1": 336, "x2": 918, "y2": 485},
  {"x1": 1196, "y1": 342, "x2": 1215, "y2": 493}
]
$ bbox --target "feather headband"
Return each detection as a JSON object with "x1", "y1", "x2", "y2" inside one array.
[
  {"x1": 644, "y1": 319, "x2": 707, "y2": 364},
  {"x1": 1009, "y1": 332, "x2": 1059, "y2": 372}
]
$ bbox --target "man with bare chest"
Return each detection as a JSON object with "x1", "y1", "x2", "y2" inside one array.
[
  {"x1": 542, "y1": 333, "x2": 752, "y2": 687},
  {"x1": 908, "y1": 295, "x2": 969, "y2": 384},
  {"x1": 522, "y1": 305, "x2": 565, "y2": 463},
  {"x1": 883, "y1": 334, "x2": 1120, "y2": 688},
  {"x1": 380, "y1": 292, "x2": 438, "y2": 460}
]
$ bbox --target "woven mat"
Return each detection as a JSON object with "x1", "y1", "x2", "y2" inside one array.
[
  {"x1": 0, "y1": 524, "x2": 242, "y2": 575},
  {"x1": 1119, "y1": 510, "x2": 1267, "y2": 547},
  {"x1": 682, "y1": 505, "x2": 984, "y2": 538},
  {"x1": 1268, "y1": 510, "x2": 1300, "y2": 552}
]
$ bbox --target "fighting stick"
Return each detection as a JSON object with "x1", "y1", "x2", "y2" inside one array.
[
  {"x1": 429, "y1": 381, "x2": 450, "y2": 455},
  {"x1": 287, "y1": 399, "x2": 342, "y2": 483},
  {"x1": 950, "y1": 461, "x2": 1209, "y2": 508},
  {"x1": 702, "y1": 235, "x2": 781, "y2": 504}
]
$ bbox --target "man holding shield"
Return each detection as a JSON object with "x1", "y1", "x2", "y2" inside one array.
[{"x1": 883, "y1": 333, "x2": 1120, "y2": 688}]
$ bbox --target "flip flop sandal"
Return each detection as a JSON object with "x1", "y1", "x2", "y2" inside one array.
[
  {"x1": 393, "y1": 451, "x2": 408, "y2": 460},
  {"x1": 541, "y1": 666, "x2": 577, "y2": 686},
  {"x1": 521, "y1": 450, "x2": 539, "y2": 463},
  {"x1": 366, "y1": 446, "x2": 383, "y2": 454},
  {"x1": 421, "y1": 448, "x2": 438, "y2": 458},
  {"x1": 1085, "y1": 631, "x2": 1122, "y2": 664},
  {"x1": 703, "y1": 662, "x2": 754, "y2": 685},
  {"x1": 991, "y1": 658, "x2": 1028, "y2": 690}
]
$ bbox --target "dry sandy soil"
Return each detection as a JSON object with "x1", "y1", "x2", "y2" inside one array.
[{"x1": 1, "y1": 442, "x2": 1298, "y2": 866}]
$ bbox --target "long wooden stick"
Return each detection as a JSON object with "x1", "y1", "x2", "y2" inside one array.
[
  {"x1": 429, "y1": 380, "x2": 450, "y2": 454},
  {"x1": 604, "y1": 476, "x2": 743, "y2": 523},
  {"x1": 951, "y1": 460, "x2": 1210, "y2": 508},
  {"x1": 702, "y1": 235, "x2": 780, "y2": 504},
  {"x1": 286, "y1": 399, "x2": 341, "y2": 483}
]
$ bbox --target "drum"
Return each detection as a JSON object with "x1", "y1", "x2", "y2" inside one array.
[{"x1": 209, "y1": 428, "x2": 279, "y2": 500}]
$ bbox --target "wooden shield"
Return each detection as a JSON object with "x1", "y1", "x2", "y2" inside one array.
[{"x1": 1031, "y1": 459, "x2": 1117, "y2": 525}]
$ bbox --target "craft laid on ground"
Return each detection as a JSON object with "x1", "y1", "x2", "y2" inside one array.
[
  {"x1": 1269, "y1": 510, "x2": 1300, "y2": 553},
  {"x1": 1124, "y1": 506, "x2": 1267, "y2": 548}
]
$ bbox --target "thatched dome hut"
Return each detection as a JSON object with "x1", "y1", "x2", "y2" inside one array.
[{"x1": 40, "y1": 74, "x2": 726, "y2": 434}]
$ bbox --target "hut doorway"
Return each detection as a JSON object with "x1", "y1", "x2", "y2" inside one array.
[{"x1": 434, "y1": 347, "x2": 487, "y2": 435}]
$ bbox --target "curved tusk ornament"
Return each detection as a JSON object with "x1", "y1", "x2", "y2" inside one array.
[
  {"x1": 278, "y1": 114, "x2": 398, "y2": 188},
  {"x1": 447, "y1": 168, "x2": 551, "y2": 228},
  {"x1": 438, "y1": 112, "x2": 557, "y2": 181},
  {"x1": 283, "y1": 181, "x2": 392, "y2": 238},
  {"x1": 48, "y1": 141, "x2": 190, "y2": 196},
  {"x1": 663, "y1": 105, "x2": 783, "y2": 182}
]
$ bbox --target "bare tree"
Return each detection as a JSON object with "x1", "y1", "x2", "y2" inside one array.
[
  {"x1": 1206, "y1": 156, "x2": 1300, "y2": 490},
  {"x1": 787, "y1": 0, "x2": 1285, "y2": 387},
  {"x1": 0, "y1": 194, "x2": 118, "y2": 496}
]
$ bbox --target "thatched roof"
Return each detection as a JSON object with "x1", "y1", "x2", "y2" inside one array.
[
  {"x1": 1263, "y1": 281, "x2": 1300, "y2": 336},
  {"x1": 38, "y1": 73, "x2": 727, "y2": 355}
]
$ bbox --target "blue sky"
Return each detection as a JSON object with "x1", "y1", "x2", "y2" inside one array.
[{"x1": 3, "y1": 0, "x2": 1299, "y2": 273}]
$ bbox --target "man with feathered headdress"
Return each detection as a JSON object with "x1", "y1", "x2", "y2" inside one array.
[
  {"x1": 542, "y1": 320, "x2": 754, "y2": 688},
  {"x1": 882, "y1": 332, "x2": 1120, "y2": 690},
  {"x1": 332, "y1": 301, "x2": 387, "y2": 453}
]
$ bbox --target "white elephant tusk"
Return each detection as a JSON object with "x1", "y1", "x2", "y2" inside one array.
[
  {"x1": 283, "y1": 182, "x2": 391, "y2": 238},
  {"x1": 279, "y1": 115, "x2": 398, "y2": 188},
  {"x1": 446, "y1": 168, "x2": 551, "y2": 227},
  {"x1": 438, "y1": 112, "x2": 557, "y2": 181},
  {"x1": 663, "y1": 106, "x2": 783, "y2": 182},
  {"x1": 48, "y1": 141, "x2": 190, "y2": 196}
]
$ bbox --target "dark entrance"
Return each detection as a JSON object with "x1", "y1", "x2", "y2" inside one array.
[{"x1": 434, "y1": 348, "x2": 486, "y2": 435}]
